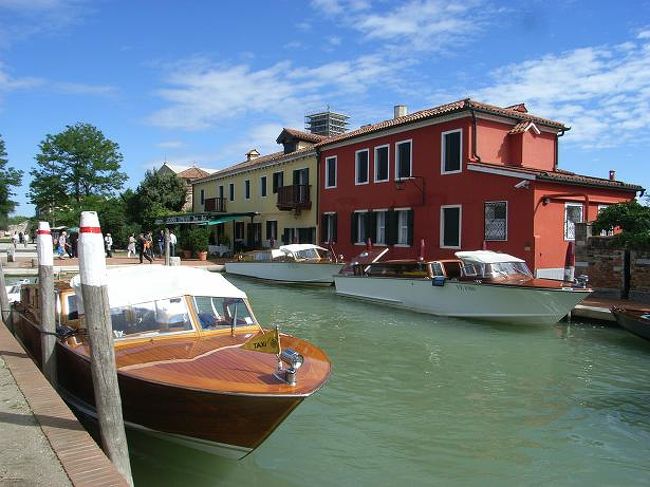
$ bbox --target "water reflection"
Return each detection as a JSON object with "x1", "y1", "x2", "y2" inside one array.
[{"x1": 129, "y1": 277, "x2": 650, "y2": 486}]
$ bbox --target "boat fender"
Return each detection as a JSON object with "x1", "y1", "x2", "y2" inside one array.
[{"x1": 432, "y1": 276, "x2": 446, "y2": 287}]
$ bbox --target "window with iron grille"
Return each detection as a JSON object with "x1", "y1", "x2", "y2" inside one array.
[
  {"x1": 564, "y1": 203, "x2": 583, "y2": 240},
  {"x1": 484, "y1": 201, "x2": 507, "y2": 241}
]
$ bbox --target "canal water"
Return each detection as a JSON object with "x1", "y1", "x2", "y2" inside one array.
[{"x1": 129, "y1": 276, "x2": 650, "y2": 486}]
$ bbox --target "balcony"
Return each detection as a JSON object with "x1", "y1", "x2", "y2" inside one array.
[
  {"x1": 204, "y1": 197, "x2": 227, "y2": 212},
  {"x1": 276, "y1": 184, "x2": 312, "y2": 211}
]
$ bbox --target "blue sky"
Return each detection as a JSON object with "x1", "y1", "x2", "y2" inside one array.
[{"x1": 0, "y1": 0, "x2": 649, "y2": 214}]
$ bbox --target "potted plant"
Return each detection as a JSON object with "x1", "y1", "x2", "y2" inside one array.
[{"x1": 188, "y1": 227, "x2": 210, "y2": 261}]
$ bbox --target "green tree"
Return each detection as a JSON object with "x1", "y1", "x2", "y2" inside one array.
[
  {"x1": 28, "y1": 123, "x2": 128, "y2": 222},
  {"x1": 127, "y1": 169, "x2": 186, "y2": 227},
  {"x1": 0, "y1": 134, "x2": 24, "y2": 229},
  {"x1": 592, "y1": 200, "x2": 650, "y2": 247}
]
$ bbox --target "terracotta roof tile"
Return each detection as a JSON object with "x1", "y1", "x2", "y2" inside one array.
[
  {"x1": 318, "y1": 98, "x2": 567, "y2": 148},
  {"x1": 176, "y1": 167, "x2": 211, "y2": 179},
  {"x1": 277, "y1": 128, "x2": 328, "y2": 144},
  {"x1": 194, "y1": 146, "x2": 316, "y2": 183},
  {"x1": 469, "y1": 162, "x2": 643, "y2": 192}
]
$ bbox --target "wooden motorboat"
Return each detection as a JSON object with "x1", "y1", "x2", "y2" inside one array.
[
  {"x1": 225, "y1": 244, "x2": 344, "y2": 285},
  {"x1": 611, "y1": 307, "x2": 650, "y2": 342},
  {"x1": 12, "y1": 266, "x2": 331, "y2": 459},
  {"x1": 334, "y1": 249, "x2": 592, "y2": 326}
]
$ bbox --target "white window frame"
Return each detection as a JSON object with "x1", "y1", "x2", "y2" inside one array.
[
  {"x1": 395, "y1": 139, "x2": 412, "y2": 180},
  {"x1": 325, "y1": 156, "x2": 337, "y2": 189},
  {"x1": 374, "y1": 208, "x2": 388, "y2": 245},
  {"x1": 374, "y1": 145, "x2": 390, "y2": 183},
  {"x1": 484, "y1": 200, "x2": 508, "y2": 241},
  {"x1": 441, "y1": 129, "x2": 463, "y2": 175},
  {"x1": 260, "y1": 176, "x2": 267, "y2": 198},
  {"x1": 323, "y1": 211, "x2": 336, "y2": 244},
  {"x1": 564, "y1": 203, "x2": 583, "y2": 241},
  {"x1": 244, "y1": 179, "x2": 251, "y2": 200},
  {"x1": 440, "y1": 204, "x2": 462, "y2": 249},
  {"x1": 395, "y1": 207, "x2": 412, "y2": 247},
  {"x1": 355, "y1": 149, "x2": 370, "y2": 185},
  {"x1": 354, "y1": 209, "x2": 368, "y2": 245}
]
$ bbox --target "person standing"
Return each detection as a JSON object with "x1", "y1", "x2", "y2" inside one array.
[
  {"x1": 104, "y1": 233, "x2": 113, "y2": 258},
  {"x1": 57, "y1": 231, "x2": 68, "y2": 259},
  {"x1": 127, "y1": 234, "x2": 136, "y2": 258},
  {"x1": 11, "y1": 232, "x2": 18, "y2": 248},
  {"x1": 69, "y1": 231, "x2": 78, "y2": 258},
  {"x1": 138, "y1": 233, "x2": 152, "y2": 264},
  {"x1": 145, "y1": 231, "x2": 154, "y2": 260},
  {"x1": 156, "y1": 230, "x2": 165, "y2": 258},
  {"x1": 169, "y1": 230, "x2": 177, "y2": 257}
]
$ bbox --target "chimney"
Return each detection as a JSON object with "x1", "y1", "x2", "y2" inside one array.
[
  {"x1": 609, "y1": 170, "x2": 616, "y2": 181},
  {"x1": 246, "y1": 149, "x2": 260, "y2": 161},
  {"x1": 394, "y1": 105, "x2": 408, "y2": 119}
]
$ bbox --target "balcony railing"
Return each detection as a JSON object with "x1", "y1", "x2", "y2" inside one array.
[
  {"x1": 277, "y1": 184, "x2": 311, "y2": 211},
  {"x1": 204, "y1": 197, "x2": 227, "y2": 213}
]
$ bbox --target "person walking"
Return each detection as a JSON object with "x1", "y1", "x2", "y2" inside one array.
[
  {"x1": 104, "y1": 233, "x2": 113, "y2": 258},
  {"x1": 138, "y1": 233, "x2": 152, "y2": 264},
  {"x1": 69, "y1": 231, "x2": 78, "y2": 258},
  {"x1": 11, "y1": 232, "x2": 18, "y2": 248},
  {"x1": 57, "y1": 231, "x2": 68, "y2": 259},
  {"x1": 169, "y1": 230, "x2": 177, "y2": 257},
  {"x1": 127, "y1": 234, "x2": 136, "y2": 258},
  {"x1": 146, "y1": 231, "x2": 154, "y2": 260}
]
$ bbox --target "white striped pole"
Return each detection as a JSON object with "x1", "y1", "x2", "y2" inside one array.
[
  {"x1": 78, "y1": 211, "x2": 133, "y2": 486},
  {"x1": 37, "y1": 221, "x2": 56, "y2": 384}
]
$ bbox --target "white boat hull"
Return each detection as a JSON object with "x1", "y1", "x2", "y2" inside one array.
[
  {"x1": 334, "y1": 276, "x2": 591, "y2": 325},
  {"x1": 225, "y1": 262, "x2": 344, "y2": 285}
]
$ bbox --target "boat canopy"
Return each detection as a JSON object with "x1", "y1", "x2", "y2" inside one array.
[
  {"x1": 455, "y1": 250, "x2": 526, "y2": 264},
  {"x1": 70, "y1": 266, "x2": 247, "y2": 310},
  {"x1": 279, "y1": 244, "x2": 328, "y2": 254}
]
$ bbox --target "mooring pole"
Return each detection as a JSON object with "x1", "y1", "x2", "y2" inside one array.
[
  {"x1": 37, "y1": 221, "x2": 56, "y2": 384},
  {"x1": 78, "y1": 211, "x2": 133, "y2": 486},
  {"x1": 0, "y1": 256, "x2": 10, "y2": 328},
  {"x1": 165, "y1": 228, "x2": 170, "y2": 266}
]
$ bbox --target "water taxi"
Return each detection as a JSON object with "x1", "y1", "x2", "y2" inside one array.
[
  {"x1": 225, "y1": 244, "x2": 344, "y2": 285},
  {"x1": 334, "y1": 250, "x2": 591, "y2": 325},
  {"x1": 12, "y1": 265, "x2": 331, "y2": 459}
]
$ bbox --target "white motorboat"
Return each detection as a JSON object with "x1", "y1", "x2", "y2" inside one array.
[
  {"x1": 5, "y1": 278, "x2": 30, "y2": 303},
  {"x1": 334, "y1": 249, "x2": 592, "y2": 325},
  {"x1": 225, "y1": 244, "x2": 344, "y2": 285}
]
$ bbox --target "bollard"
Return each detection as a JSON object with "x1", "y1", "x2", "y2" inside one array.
[
  {"x1": 78, "y1": 211, "x2": 133, "y2": 486},
  {"x1": 37, "y1": 221, "x2": 57, "y2": 384},
  {"x1": 165, "y1": 228, "x2": 170, "y2": 266}
]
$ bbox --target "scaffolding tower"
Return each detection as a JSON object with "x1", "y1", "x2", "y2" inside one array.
[{"x1": 305, "y1": 109, "x2": 349, "y2": 136}]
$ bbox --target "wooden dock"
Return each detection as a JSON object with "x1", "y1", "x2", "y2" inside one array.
[{"x1": 0, "y1": 320, "x2": 128, "y2": 486}]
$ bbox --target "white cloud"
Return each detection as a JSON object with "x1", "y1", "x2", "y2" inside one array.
[
  {"x1": 312, "y1": 0, "x2": 488, "y2": 53},
  {"x1": 51, "y1": 81, "x2": 117, "y2": 96},
  {"x1": 469, "y1": 38, "x2": 650, "y2": 148},
  {"x1": 149, "y1": 54, "x2": 408, "y2": 130}
]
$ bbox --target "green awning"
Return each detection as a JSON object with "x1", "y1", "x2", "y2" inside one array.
[{"x1": 200, "y1": 215, "x2": 253, "y2": 226}]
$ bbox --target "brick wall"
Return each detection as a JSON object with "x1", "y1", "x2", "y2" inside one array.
[{"x1": 575, "y1": 223, "x2": 650, "y2": 303}]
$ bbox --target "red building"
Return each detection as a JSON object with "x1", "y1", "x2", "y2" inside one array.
[{"x1": 317, "y1": 99, "x2": 643, "y2": 279}]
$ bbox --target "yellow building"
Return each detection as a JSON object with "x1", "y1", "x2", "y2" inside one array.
[{"x1": 192, "y1": 129, "x2": 325, "y2": 253}]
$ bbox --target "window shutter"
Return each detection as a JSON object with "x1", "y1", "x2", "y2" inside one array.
[
  {"x1": 332, "y1": 213, "x2": 338, "y2": 243},
  {"x1": 321, "y1": 213, "x2": 328, "y2": 241},
  {"x1": 351, "y1": 212, "x2": 358, "y2": 244},
  {"x1": 407, "y1": 209, "x2": 414, "y2": 246},
  {"x1": 368, "y1": 211, "x2": 377, "y2": 244},
  {"x1": 386, "y1": 210, "x2": 398, "y2": 245}
]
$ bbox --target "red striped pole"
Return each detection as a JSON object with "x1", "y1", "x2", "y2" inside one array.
[{"x1": 78, "y1": 211, "x2": 133, "y2": 486}]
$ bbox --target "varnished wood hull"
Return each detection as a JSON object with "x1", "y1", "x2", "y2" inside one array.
[
  {"x1": 12, "y1": 312, "x2": 329, "y2": 459},
  {"x1": 612, "y1": 308, "x2": 650, "y2": 342}
]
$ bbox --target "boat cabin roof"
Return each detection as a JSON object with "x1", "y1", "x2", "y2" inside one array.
[
  {"x1": 279, "y1": 244, "x2": 327, "y2": 255},
  {"x1": 70, "y1": 265, "x2": 246, "y2": 309},
  {"x1": 455, "y1": 250, "x2": 526, "y2": 264}
]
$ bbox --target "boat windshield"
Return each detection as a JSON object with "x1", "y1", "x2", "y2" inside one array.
[
  {"x1": 110, "y1": 297, "x2": 194, "y2": 339},
  {"x1": 461, "y1": 261, "x2": 533, "y2": 279},
  {"x1": 193, "y1": 296, "x2": 256, "y2": 330},
  {"x1": 291, "y1": 248, "x2": 329, "y2": 261}
]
